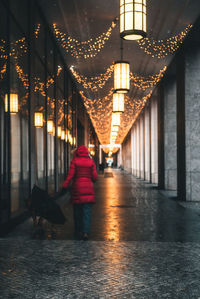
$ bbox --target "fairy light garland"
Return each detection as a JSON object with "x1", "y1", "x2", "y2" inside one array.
[
  {"x1": 0, "y1": 63, "x2": 7, "y2": 80},
  {"x1": 15, "y1": 63, "x2": 29, "y2": 90},
  {"x1": 0, "y1": 22, "x2": 192, "y2": 146},
  {"x1": 70, "y1": 65, "x2": 114, "y2": 92},
  {"x1": 53, "y1": 20, "x2": 117, "y2": 59},
  {"x1": 71, "y1": 64, "x2": 167, "y2": 92},
  {"x1": 80, "y1": 88, "x2": 154, "y2": 145},
  {"x1": 137, "y1": 25, "x2": 193, "y2": 58},
  {"x1": 35, "y1": 24, "x2": 41, "y2": 39},
  {"x1": 130, "y1": 66, "x2": 167, "y2": 90},
  {"x1": 0, "y1": 39, "x2": 7, "y2": 60}
]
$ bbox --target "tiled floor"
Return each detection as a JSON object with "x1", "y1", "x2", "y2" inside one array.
[{"x1": 1, "y1": 169, "x2": 200, "y2": 298}]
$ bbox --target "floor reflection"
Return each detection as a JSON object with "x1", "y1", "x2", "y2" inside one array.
[{"x1": 6, "y1": 169, "x2": 200, "y2": 243}]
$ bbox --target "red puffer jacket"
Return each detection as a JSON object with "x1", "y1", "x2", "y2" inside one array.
[{"x1": 63, "y1": 145, "x2": 98, "y2": 204}]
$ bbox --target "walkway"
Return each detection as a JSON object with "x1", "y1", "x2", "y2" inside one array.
[{"x1": 1, "y1": 169, "x2": 200, "y2": 298}]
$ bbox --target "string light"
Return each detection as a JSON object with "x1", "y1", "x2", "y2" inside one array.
[
  {"x1": 0, "y1": 63, "x2": 6, "y2": 80},
  {"x1": 130, "y1": 66, "x2": 167, "y2": 90},
  {"x1": 137, "y1": 25, "x2": 193, "y2": 58},
  {"x1": 71, "y1": 64, "x2": 167, "y2": 92},
  {"x1": 0, "y1": 39, "x2": 7, "y2": 60},
  {"x1": 80, "y1": 88, "x2": 153, "y2": 145},
  {"x1": 35, "y1": 24, "x2": 41, "y2": 39},
  {"x1": 70, "y1": 65, "x2": 114, "y2": 92},
  {"x1": 53, "y1": 19, "x2": 118, "y2": 59}
]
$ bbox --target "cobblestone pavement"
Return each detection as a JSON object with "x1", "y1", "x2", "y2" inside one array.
[
  {"x1": 1, "y1": 240, "x2": 200, "y2": 298},
  {"x1": 1, "y1": 170, "x2": 200, "y2": 298}
]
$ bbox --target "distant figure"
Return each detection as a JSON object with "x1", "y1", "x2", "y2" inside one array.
[{"x1": 63, "y1": 145, "x2": 98, "y2": 240}]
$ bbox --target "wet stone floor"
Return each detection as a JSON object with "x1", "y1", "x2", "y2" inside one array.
[{"x1": 1, "y1": 169, "x2": 200, "y2": 298}]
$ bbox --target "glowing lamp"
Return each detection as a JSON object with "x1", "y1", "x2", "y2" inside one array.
[
  {"x1": 67, "y1": 132, "x2": 72, "y2": 145},
  {"x1": 52, "y1": 126, "x2": 55, "y2": 136},
  {"x1": 108, "y1": 152, "x2": 112, "y2": 157},
  {"x1": 90, "y1": 150, "x2": 95, "y2": 156},
  {"x1": 47, "y1": 120, "x2": 54, "y2": 133},
  {"x1": 69, "y1": 134, "x2": 73, "y2": 145},
  {"x1": 113, "y1": 93, "x2": 124, "y2": 113},
  {"x1": 73, "y1": 137, "x2": 76, "y2": 146},
  {"x1": 61, "y1": 130, "x2": 65, "y2": 140},
  {"x1": 111, "y1": 126, "x2": 119, "y2": 132},
  {"x1": 34, "y1": 112, "x2": 43, "y2": 128},
  {"x1": 111, "y1": 132, "x2": 118, "y2": 137},
  {"x1": 114, "y1": 61, "x2": 130, "y2": 93},
  {"x1": 120, "y1": 0, "x2": 147, "y2": 41},
  {"x1": 5, "y1": 93, "x2": 19, "y2": 114},
  {"x1": 112, "y1": 113, "x2": 121, "y2": 126},
  {"x1": 57, "y1": 126, "x2": 62, "y2": 137}
]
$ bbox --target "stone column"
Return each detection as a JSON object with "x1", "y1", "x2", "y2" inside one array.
[
  {"x1": 184, "y1": 45, "x2": 200, "y2": 201},
  {"x1": 11, "y1": 114, "x2": 20, "y2": 183},
  {"x1": 132, "y1": 125, "x2": 137, "y2": 176},
  {"x1": 99, "y1": 146, "x2": 102, "y2": 165},
  {"x1": 140, "y1": 115, "x2": 144, "y2": 179},
  {"x1": 21, "y1": 117, "x2": 29, "y2": 181},
  {"x1": 144, "y1": 105, "x2": 150, "y2": 181},
  {"x1": 151, "y1": 97, "x2": 158, "y2": 184},
  {"x1": 157, "y1": 84, "x2": 165, "y2": 189},
  {"x1": 136, "y1": 120, "x2": 140, "y2": 177},
  {"x1": 164, "y1": 77, "x2": 177, "y2": 191},
  {"x1": 131, "y1": 124, "x2": 134, "y2": 175},
  {"x1": 36, "y1": 127, "x2": 44, "y2": 179}
]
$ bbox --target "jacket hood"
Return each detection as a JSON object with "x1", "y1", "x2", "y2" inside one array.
[{"x1": 76, "y1": 145, "x2": 89, "y2": 157}]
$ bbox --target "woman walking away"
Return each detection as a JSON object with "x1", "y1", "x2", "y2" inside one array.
[{"x1": 63, "y1": 145, "x2": 98, "y2": 240}]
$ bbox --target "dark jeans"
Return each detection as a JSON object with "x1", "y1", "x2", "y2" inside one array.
[{"x1": 73, "y1": 203, "x2": 92, "y2": 234}]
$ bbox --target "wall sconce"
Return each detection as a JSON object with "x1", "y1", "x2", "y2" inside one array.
[
  {"x1": 57, "y1": 126, "x2": 62, "y2": 137},
  {"x1": 34, "y1": 112, "x2": 43, "y2": 128},
  {"x1": 61, "y1": 130, "x2": 65, "y2": 140},
  {"x1": 47, "y1": 120, "x2": 54, "y2": 134},
  {"x1": 5, "y1": 93, "x2": 19, "y2": 114}
]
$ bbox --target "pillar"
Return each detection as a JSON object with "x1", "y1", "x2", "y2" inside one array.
[
  {"x1": 158, "y1": 84, "x2": 165, "y2": 189},
  {"x1": 136, "y1": 119, "x2": 140, "y2": 177},
  {"x1": 184, "y1": 44, "x2": 200, "y2": 201},
  {"x1": 164, "y1": 77, "x2": 177, "y2": 191},
  {"x1": 144, "y1": 105, "x2": 150, "y2": 181},
  {"x1": 151, "y1": 96, "x2": 158, "y2": 184},
  {"x1": 140, "y1": 115, "x2": 144, "y2": 179}
]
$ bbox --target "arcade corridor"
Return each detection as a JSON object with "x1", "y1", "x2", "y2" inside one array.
[
  {"x1": 1, "y1": 0, "x2": 200, "y2": 297},
  {"x1": 1, "y1": 169, "x2": 200, "y2": 297}
]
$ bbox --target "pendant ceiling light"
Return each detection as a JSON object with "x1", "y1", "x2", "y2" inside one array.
[
  {"x1": 34, "y1": 112, "x2": 43, "y2": 128},
  {"x1": 111, "y1": 126, "x2": 119, "y2": 132},
  {"x1": 114, "y1": 39, "x2": 130, "y2": 93},
  {"x1": 112, "y1": 112, "x2": 121, "y2": 126},
  {"x1": 5, "y1": 93, "x2": 19, "y2": 114},
  {"x1": 113, "y1": 92, "x2": 124, "y2": 113},
  {"x1": 120, "y1": 0, "x2": 147, "y2": 41},
  {"x1": 114, "y1": 61, "x2": 130, "y2": 93},
  {"x1": 111, "y1": 131, "x2": 118, "y2": 137}
]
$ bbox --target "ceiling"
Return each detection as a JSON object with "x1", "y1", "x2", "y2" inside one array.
[{"x1": 40, "y1": 0, "x2": 200, "y2": 145}]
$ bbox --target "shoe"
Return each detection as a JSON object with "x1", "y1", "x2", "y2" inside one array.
[{"x1": 83, "y1": 233, "x2": 89, "y2": 241}]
